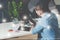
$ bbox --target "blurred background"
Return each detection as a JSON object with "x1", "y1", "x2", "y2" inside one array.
[{"x1": 0, "y1": 0, "x2": 60, "y2": 28}]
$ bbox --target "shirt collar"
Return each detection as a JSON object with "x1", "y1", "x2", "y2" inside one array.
[{"x1": 40, "y1": 12, "x2": 48, "y2": 17}]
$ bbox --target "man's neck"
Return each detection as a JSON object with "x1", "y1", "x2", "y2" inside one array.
[{"x1": 40, "y1": 12, "x2": 48, "y2": 17}]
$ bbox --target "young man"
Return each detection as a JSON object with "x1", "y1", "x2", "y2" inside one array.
[{"x1": 31, "y1": 0, "x2": 59, "y2": 40}]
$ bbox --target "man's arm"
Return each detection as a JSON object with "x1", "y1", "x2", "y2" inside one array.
[{"x1": 32, "y1": 23, "x2": 43, "y2": 34}]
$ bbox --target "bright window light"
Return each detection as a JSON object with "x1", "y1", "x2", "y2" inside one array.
[
  {"x1": 0, "y1": 4, "x2": 2, "y2": 8},
  {"x1": 23, "y1": 15, "x2": 27, "y2": 20},
  {"x1": 2, "y1": 19, "x2": 7, "y2": 23}
]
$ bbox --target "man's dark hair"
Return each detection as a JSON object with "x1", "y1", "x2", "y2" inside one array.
[{"x1": 35, "y1": 0, "x2": 50, "y2": 12}]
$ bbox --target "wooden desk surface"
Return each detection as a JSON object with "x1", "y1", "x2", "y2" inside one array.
[{"x1": 2, "y1": 34, "x2": 38, "y2": 40}]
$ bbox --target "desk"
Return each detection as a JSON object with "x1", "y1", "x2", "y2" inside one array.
[
  {"x1": 0, "y1": 22, "x2": 37, "y2": 40},
  {"x1": 3, "y1": 34, "x2": 37, "y2": 40},
  {"x1": 0, "y1": 31, "x2": 37, "y2": 40}
]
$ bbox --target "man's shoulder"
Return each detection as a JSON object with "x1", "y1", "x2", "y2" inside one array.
[
  {"x1": 44, "y1": 12, "x2": 52, "y2": 19},
  {"x1": 46, "y1": 12, "x2": 57, "y2": 21},
  {"x1": 44, "y1": 12, "x2": 56, "y2": 21}
]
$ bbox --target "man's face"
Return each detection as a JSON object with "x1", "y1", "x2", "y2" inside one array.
[{"x1": 35, "y1": 6, "x2": 43, "y2": 16}]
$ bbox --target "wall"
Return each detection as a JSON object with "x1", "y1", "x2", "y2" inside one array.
[{"x1": 54, "y1": 0, "x2": 60, "y2": 5}]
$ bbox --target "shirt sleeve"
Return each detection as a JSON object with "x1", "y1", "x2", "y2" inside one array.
[
  {"x1": 32, "y1": 22, "x2": 43, "y2": 34},
  {"x1": 32, "y1": 17, "x2": 49, "y2": 34}
]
